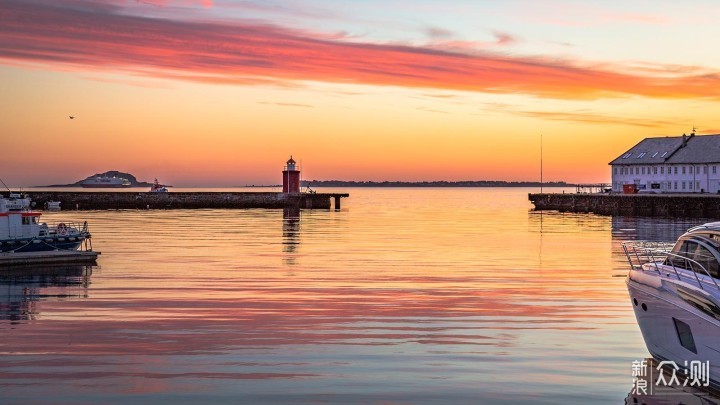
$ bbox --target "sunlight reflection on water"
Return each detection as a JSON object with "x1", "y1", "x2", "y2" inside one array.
[{"x1": 1, "y1": 188, "x2": 716, "y2": 404}]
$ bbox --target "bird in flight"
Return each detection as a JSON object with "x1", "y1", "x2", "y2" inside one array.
[{"x1": 69, "y1": 115, "x2": 75, "y2": 119}]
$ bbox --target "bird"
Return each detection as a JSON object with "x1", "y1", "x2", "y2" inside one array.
[{"x1": 69, "y1": 115, "x2": 75, "y2": 119}]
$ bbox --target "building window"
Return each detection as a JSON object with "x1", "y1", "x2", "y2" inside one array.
[
  {"x1": 714, "y1": 166, "x2": 717, "y2": 174},
  {"x1": 697, "y1": 181, "x2": 701, "y2": 190},
  {"x1": 622, "y1": 153, "x2": 632, "y2": 159},
  {"x1": 704, "y1": 166, "x2": 708, "y2": 174},
  {"x1": 642, "y1": 167, "x2": 645, "y2": 175},
  {"x1": 613, "y1": 167, "x2": 617, "y2": 175},
  {"x1": 690, "y1": 166, "x2": 693, "y2": 174},
  {"x1": 683, "y1": 167, "x2": 687, "y2": 175},
  {"x1": 674, "y1": 167, "x2": 678, "y2": 175},
  {"x1": 661, "y1": 152, "x2": 668, "y2": 157},
  {"x1": 674, "y1": 181, "x2": 678, "y2": 189},
  {"x1": 661, "y1": 167, "x2": 665, "y2": 174},
  {"x1": 653, "y1": 167, "x2": 657, "y2": 174},
  {"x1": 637, "y1": 152, "x2": 647, "y2": 158},
  {"x1": 652, "y1": 152, "x2": 659, "y2": 157},
  {"x1": 690, "y1": 182, "x2": 694, "y2": 190},
  {"x1": 683, "y1": 181, "x2": 686, "y2": 190}
]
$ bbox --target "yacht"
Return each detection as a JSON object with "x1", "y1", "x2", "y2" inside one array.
[
  {"x1": 0, "y1": 193, "x2": 92, "y2": 253},
  {"x1": 624, "y1": 223, "x2": 720, "y2": 389}
]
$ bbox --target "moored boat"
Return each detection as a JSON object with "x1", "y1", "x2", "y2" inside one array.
[
  {"x1": 624, "y1": 224, "x2": 720, "y2": 390},
  {"x1": 0, "y1": 193, "x2": 92, "y2": 253},
  {"x1": 149, "y1": 178, "x2": 168, "y2": 193}
]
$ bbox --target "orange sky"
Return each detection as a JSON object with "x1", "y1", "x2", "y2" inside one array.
[{"x1": 2, "y1": 0, "x2": 720, "y2": 186}]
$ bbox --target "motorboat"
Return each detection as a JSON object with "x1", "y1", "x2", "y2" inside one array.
[
  {"x1": 149, "y1": 178, "x2": 168, "y2": 193},
  {"x1": 0, "y1": 193, "x2": 92, "y2": 253},
  {"x1": 624, "y1": 222, "x2": 720, "y2": 390}
]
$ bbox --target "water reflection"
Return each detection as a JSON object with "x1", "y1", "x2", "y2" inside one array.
[
  {"x1": 282, "y1": 207, "x2": 300, "y2": 266},
  {"x1": 625, "y1": 358, "x2": 720, "y2": 404},
  {"x1": 0, "y1": 265, "x2": 94, "y2": 323},
  {"x1": 611, "y1": 217, "x2": 707, "y2": 243}
]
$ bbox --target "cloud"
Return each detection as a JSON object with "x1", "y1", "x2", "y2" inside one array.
[
  {"x1": 1, "y1": 0, "x2": 720, "y2": 100},
  {"x1": 513, "y1": 110, "x2": 679, "y2": 128}
]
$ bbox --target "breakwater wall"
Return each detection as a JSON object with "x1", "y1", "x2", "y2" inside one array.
[
  {"x1": 25, "y1": 192, "x2": 349, "y2": 210},
  {"x1": 528, "y1": 193, "x2": 720, "y2": 218}
]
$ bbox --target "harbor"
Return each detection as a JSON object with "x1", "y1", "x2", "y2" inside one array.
[
  {"x1": 528, "y1": 192, "x2": 720, "y2": 218},
  {"x1": 24, "y1": 191, "x2": 349, "y2": 210}
]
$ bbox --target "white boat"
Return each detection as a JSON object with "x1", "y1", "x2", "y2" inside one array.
[
  {"x1": 81, "y1": 176, "x2": 131, "y2": 188},
  {"x1": 149, "y1": 178, "x2": 168, "y2": 193},
  {"x1": 0, "y1": 193, "x2": 92, "y2": 253},
  {"x1": 624, "y1": 224, "x2": 720, "y2": 390}
]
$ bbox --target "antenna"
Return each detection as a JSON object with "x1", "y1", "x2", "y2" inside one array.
[
  {"x1": 0, "y1": 177, "x2": 10, "y2": 192},
  {"x1": 540, "y1": 134, "x2": 543, "y2": 194}
]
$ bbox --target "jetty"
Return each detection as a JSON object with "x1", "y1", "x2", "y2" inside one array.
[
  {"x1": 24, "y1": 191, "x2": 349, "y2": 210},
  {"x1": 0, "y1": 250, "x2": 99, "y2": 266},
  {"x1": 529, "y1": 193, "x2": 720, "y2": 218}
]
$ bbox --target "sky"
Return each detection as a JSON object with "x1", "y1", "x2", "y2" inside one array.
[{"x1": 2, "y1": 0, "x2": 720, "y2": 186}]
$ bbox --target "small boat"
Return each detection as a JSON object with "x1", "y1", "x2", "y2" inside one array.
[
  {"x1": 81, "y1": 176, "x2": 131, "y2": 188},
  {"x1": 624, "y1": 223, "x2": 720, "y2": 389},
  {"x1": 44, "y1": 201, "x2": 61, "y2": 211},
  {"x1": 149, "y1": 178, "x2": 168, "y2": 193},
  {"x1": 0, "y1": 193, "x2": 92, "y2": 253}
]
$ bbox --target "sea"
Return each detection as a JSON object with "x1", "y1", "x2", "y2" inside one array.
[{"x1": 0, "y1": 187, "x2": 716, "y2": 404}]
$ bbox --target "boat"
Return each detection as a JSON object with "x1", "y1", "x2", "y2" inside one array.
[
  {"x1": 0, "y1": 193, "x2": 92, "y2": 253},
  {"x1": 44, "y1": 201, "x2": 61, "y2": 210},
  {"x1": 149, "y1": 178, "x2": 168, "y2": 193},
  {"x1": 80, "y1": 176, "x2": 131, "y2": 188},
  {"x1": 624, "y1": 224, "x2": 720, "y2": 390}
]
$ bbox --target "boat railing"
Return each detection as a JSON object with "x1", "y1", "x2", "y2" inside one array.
[
  {"x1": 39, "y1": 220, "x2": 91, "y2": 237},
  {"x1": 622, "y1": 241, "x2": 720, "y2": 291}
]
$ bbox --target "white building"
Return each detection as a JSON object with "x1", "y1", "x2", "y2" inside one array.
[{"x1": 609, "y1": 132, "x2": 720, "y2": 193}]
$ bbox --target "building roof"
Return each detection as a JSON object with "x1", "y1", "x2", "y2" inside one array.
[
  {"x1": 287, "y1": 156, "x2": 296, "y2": 164},
  {"x1": 668, "y1": 134, "x2": 720, "y2": 163},
  {"x1": 609, "y1": 133, "x2": 720, "y2": 165}
]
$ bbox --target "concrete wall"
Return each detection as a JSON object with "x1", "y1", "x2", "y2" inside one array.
[
  {"x1": 24, "y1": 192, "x2": 346, "y2": 210},
  {"x1": 529, "y1": 193, "x2": 720, "y2": 218}
]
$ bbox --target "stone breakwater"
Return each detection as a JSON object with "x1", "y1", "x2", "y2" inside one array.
[
  {"x1": 25, "y1": 192, "x2": 348, "y2": 210},
  {"x1": 529, "y1": 193, "x2": 720, "y2": 218}
]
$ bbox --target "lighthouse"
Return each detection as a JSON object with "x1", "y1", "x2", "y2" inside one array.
[{"x1": 282, "y1": 156, "x2": 300, "y2": 193}]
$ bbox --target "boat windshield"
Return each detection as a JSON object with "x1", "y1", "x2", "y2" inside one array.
[{"x1": 667, "y1": 238, "x2": 720, "y2": 278}]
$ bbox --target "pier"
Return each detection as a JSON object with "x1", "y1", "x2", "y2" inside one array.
[
  {"x1": 529, "y1": 193, "x2": 720, "y2": 218},
  {"x1": 24, "y1": 191, "x2": 349, "y2": 210},
  {"x1": 0, "y1": 250, "x2": 99, "y2": 266}
]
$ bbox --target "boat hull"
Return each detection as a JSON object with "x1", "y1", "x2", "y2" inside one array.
[
  {"x1": 0, "y1": 236, "x2": 84, "y2": 253},
  {"x1": 627, "y1": 278, "x2": 720, "y2": 388}
]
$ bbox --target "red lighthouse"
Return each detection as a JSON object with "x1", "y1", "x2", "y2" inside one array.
[{"x1": 282, "y1": 156, "x2": 300, "y2": 193}]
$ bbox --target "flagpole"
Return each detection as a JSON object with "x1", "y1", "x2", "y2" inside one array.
[{"x1": 540, "y1": 134, "x2": 543, "y2": 194}]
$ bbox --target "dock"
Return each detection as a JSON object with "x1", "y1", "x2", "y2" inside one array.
[
  {"x1": 529, "y1": 193, "x2": 720, "y2": 218},
  {"x1": 0, "y1": 250, "x2": 100, "y2": 266},
  {"x1": 24, "y1": 191, "x2": 349, "y2": 210}
]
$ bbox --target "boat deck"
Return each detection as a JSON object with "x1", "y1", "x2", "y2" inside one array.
[{"x1": 0, "y1": 250, "x2": 100, "y2": 266}]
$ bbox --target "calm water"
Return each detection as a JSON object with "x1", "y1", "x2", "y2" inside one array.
[{"x1": 0, "y1": 188, "x2": 713, "y2": 404}]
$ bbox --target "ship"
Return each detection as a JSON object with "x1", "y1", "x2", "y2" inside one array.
[
  {"x1": 80, "y1": 176, "x2": 131, "y2": 188},
  {"x1": 0, "y1": 193, "x2": 93, "y2": 253}
]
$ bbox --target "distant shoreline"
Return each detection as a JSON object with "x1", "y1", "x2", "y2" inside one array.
[{"x1": 302, "y1": 180, "x2": 571, "y2": 188}]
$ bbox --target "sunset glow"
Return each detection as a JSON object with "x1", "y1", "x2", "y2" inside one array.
[{"x1": 2, "y1": 0, "x2": 720, "y2": 186}]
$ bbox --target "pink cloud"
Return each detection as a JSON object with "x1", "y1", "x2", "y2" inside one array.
[{"x1": 0, "y1": 1, "x2": 718, "y2": 100}]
